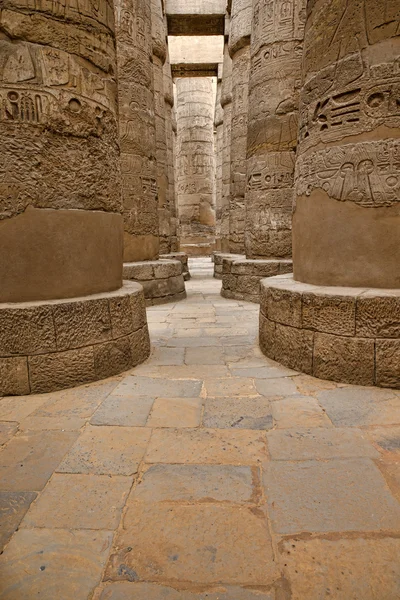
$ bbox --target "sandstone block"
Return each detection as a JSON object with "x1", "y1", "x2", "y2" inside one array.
[
  {"x1": 302, "y1": 290, "x2": 356, "y2": 335},
  {"x1": 375, "y1": 339, "x2": 400, "y2": 389},
  {"x1": 356, "y1": 293, "x2": 400, "y2": 338},
  {"x1": 109, "y1": 295, "x2": 134, "y2": 338},
  {"x1": 0, "y1": 306, "x2": 56, "y2": 356},
  {"x1": 53, "y1": 298, "x2": 112, "y2": 351},
  {"x1": 93, "y1": 337, "x2": 132, "y2": 380},
  {"x1": 274, "y1": 323, "x2": 313, "y2": 375},
  {"x1": 0, "y1": 492, "x2": 37, "y2": 551},
  {"x1": 268, "y1": 287, "x2": 302, "y2": 328},
  {"x1": 0, "y1": 357, "x2": 30, "y2": 396},
  {"x1": 28, "y1": 347, "x2": 96, "y2": 394},
  {"x1": 314, "y1": 333, "x2": 375, "y2": 386}
]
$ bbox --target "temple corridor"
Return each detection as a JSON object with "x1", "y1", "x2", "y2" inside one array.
[{"x1": 1, "y1": 259, "x2": 400, "y2": 598}]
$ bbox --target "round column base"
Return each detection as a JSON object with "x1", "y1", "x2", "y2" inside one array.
[
  {"x1": 259, "y1": 274, "x2": 400, "y2": 389},
  {"x1": 221, "y1": 257, "x2": 293, "y2": 303},
  {"x1": 213, "y1": 252, "x2": 244, "y2": 279},
  {"x1": 160, "y1": 253, "x2": 191, "y2": 281},
  {"x1": 123, "y1": 260, "x2": 186, "y2": 306},
  {"x1": 0, "y1": 282, "x2": 150, "y2": 396}
]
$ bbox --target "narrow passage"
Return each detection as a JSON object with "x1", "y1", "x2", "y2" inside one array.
[{"x1": 1, "y1": 259, "x2": 400, "y2": 599}]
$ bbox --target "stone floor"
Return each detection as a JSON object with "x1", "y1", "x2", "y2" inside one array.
[{"x1": 1, "y1": 258, "x2": 400, "y2": 599}]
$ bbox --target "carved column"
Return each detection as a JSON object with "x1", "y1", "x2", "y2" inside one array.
[
  {"x1": 0, "y1": 0, "x2": 150, "y2": 394},
  {"x1": 214, "y1": 76, "x2": 224, "y2": 252},
  {"x1": 176, "y1": 78, "x2": 216, "y2": 256},
  {"x1": 151, "y1": 0, "x2": 169, "y2": 253},
  {"x1": 164, "y1": 49, "x2": 178, "y2": 253},
  {"x1": 246, "y1": 0, "x2": 305, "y2": 259},
  {"x1": 220, "y1": 41, "x2": 233, "y2": 253},
  {"x1": 228, "y1": 0, "x2": 252, "y2": 253},
  {"x1": 259, "y1": 0, "x2": 400, "y2": 388},
  {"x1": 115, "y1": 0, "x2": 159, "y2": 261}
]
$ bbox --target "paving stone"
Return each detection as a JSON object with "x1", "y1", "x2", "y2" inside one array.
[
  {"x1": 377, "y1": 460, "x2": 400, "y2": 502},
  {"x1": 317, "y1": 387, "x2": 400, "y2": 427},
  {"x1": 19, "y1": 415, "x2": 85, "y2": 431},
  {"x1": 0, "y1": 491, "x2": 37, "y2": 551},
  {"x1": 271, "y1": 397, "x2": 332, "y2": 428},
  {"x1": 267, "y1": 427, "x2": 379, "y2": 460},
  {"x1": 94, "y1": 583, "x2": 275, "y2": 600},
  {"x1": 223, "y1": 345, "x2": 265, "y2": 363},
  {"x1": 166, "y1": 337, "x2": 221, "y2": 347},
  {"x1": 57, "y1": 426, "x2": 151, "y2": 475},
  {"x1": 185, "y1": 346, "x2": 226, "y2": 365},
  {"x1": 0, "y1": 430, "x2": 78, "y2": 491},
  {"x1": 91, "y1": 396, "x2": 154, "y2": 426},
  {"x1": 204, "y1": 378, "x2": 258, "y2": 397},
  {"x1": 279, "y1": 537, "x2": 400, "y2": 600},
  {"x1": 112, "y1": 376, "x2": 203, "y2": 398},
  {"x1": 0, "y1": 395, "x2": 50, "y2": 422},
  {"x1": 263, "y1": 458, "x2": 400, "y2": 534},
  {"x1": 22, "y1": 474, "x2": 132, "y2": 530},
  {"x1": 203, "y1": 397, "x2": 273, "y2": 430},
  {"x1": 255, "y1": 377, "x2": 298, "y2": 398},
  {"x1": 145, "y1": 429, "x2": 267, "y2": 465},
  {"x1": 149, "y1": 347, "x2": 185, "y2": 365},
  {"x1": 105, "y1": 504, "x2": 277, "y2": 586},
  {"x1": 147, "y1": 398, "x2": 203, "y2": 428},
  {"x1": 293, "y1": 374, "x2": 338, "y2": 396},
  {"x1": 131, "y1": 464, "x2": 255, "y2": 503},
  {"x1": 366, "y1": 426, "x2": 400, "y2": 455},
  {"x1": 0, "y1": 528, "x2": 113, "y2": 599},
  {"x1": 0, "y1": 421, "x2": 18, "y2": 445},
  {"x1": 230, "y1": 366, "x2": 298, "y2": 379},
  {"x1": 134, "y1": 365, "x2": 229, "y2": 379}
]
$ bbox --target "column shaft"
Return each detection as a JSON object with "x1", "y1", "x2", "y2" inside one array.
[
  {"x1": 220, "y1": 41, "x2": 233, "y2": 252},
  {"x1": 214, "y1": 79, "x2": 224, "y2": 252}
]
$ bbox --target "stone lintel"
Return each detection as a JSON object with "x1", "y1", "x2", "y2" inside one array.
[
  {"x1": 172, "y1": 63, "x2": 219, "y2": 77},
  {"x1": 167, "y1": 14, "x2": 225, "y2": 36},
  {"x1": 259, "y1": 275, "x2": 400, "y2": 389}
]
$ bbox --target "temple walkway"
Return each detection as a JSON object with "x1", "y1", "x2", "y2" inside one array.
[{"x1": 1, "y1": 259, "x2": 400, "y2": 598}]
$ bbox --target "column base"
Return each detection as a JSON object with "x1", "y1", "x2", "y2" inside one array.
[
  {"x1": 160, "y1": 252, "x2": 191, "y2": 281},
  {"x1": 259, "y1": 274, "x2": 400, "y2": 389},
  {"x1": 0, "y1": 282, "x2": 150, "y2": 396},
  {"x1": 123, "y1": 260, "x2": 186, "y2": 306},
  {"x1": 213, "y1": 252, "x2": 244, "y2": 279},
  {"x1": 221, "y1": 257, "x2": 293, "y2": 303},
  {"x1": 180, "y1": 242, "x2": 216, "y2": 257}
]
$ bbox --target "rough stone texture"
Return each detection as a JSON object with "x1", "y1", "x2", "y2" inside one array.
[
  {"x1": 245, "y1": 0, "x2": 305, "y2": 260},
  {"x1": 0, "y1": 282, "x2": 150, "y2": 395},
  {"x1": 95, "y1": 583, "x2": 275, "y2": 599},
  {"x1": 0, "y1": 0, "x2": 123, "y2": 302},
  {"x1": 123, "y1": 259, "x2": 186, "y2": 305},
  {"x1": 164, "y1": 49, "x2": 179, "y2": 253},
  {"x1": 214, "y1": 79, "x2": 224, "y2": 251},
  {"x1": 0, "y1": 529, "x2": 113, "y2": 599},
  {"x1": 0, "y1": 491, "x2": 36, "y2": 551},
  {"x1": 176, "y1": 78, "x2": 216, "y2": 256},
  {"x1": 115, "y1": 0, "x2": 159, "y2": 262},
  {"x1": 220, "y1": 41, "x2": 233, "y2": 252},
  {"x1": 221, "y1": 256, "x2": 293, "y2": 302},
  {"x1": 259, "y1": 276, "x2": 400, "y2": 388},
  {"x1": 160, "y1": 252, "x2": 191, "y2": 280},
  {"x1": 293, "y1": 0, "x2": 400, "y2": 289}
]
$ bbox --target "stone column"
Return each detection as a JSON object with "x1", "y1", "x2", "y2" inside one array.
[
  {"x1": 0, "y1": 0, "x2": 150, "y2": 394},
  {"x1": 163, "y1": 49, "x2": 178, "y2": 253},
  {"x1": 176, "y1": 78, "x2": 216, "y2": 256},
  {"x1": 151, "y1": 0, "x2": 169, "y2": 254},
  {"x1": 246, "y1": 0, "x2": 305, "y2": 259},
  {"x1": 220, "y1": 41, "x2": 233, "y2": 253},
  {"x1": 259, "y1": 0, "x2": 400, "y2": 388},
  {"x1": 115, "y1": 0, "x2": 159, "y2": 262},
  {"x1": 214, "y1": 77, "x2": 224, "y2": 252},
  {"x1": 228, "y1": 0, "x2": 252, "y2": 253}
]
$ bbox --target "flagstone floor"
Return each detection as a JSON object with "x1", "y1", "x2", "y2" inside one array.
[{"x1": 1, "y1": 258, "x2": 400, "y2": 599}]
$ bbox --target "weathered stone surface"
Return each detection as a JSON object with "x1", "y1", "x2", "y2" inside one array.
[
  {"x1": 314, "y1": 333, "x2": 375, "y2": 386},
  {"x1": 145, "y1": 428, "x2": 267, "y2": 464},
  {"x1": 109, "y1": 295, "x2": 135, "y2": 338},
  {"x1": 91, "y1": 396, "x2": 155, "y2": 427},
  {"x1": 264, "y1": 458, "x2": 400, "y2": 534},
  {"x1": 93, "y1": 337, "x2": 132, "y2": 380},
  {"x1": 267, "y1": 286, "x2": 302, "y2": 328},
  {"x1": 147, "y1": 398, "x2": 203, "y2": 428},
  {"x1": 185, "y1": 346, "x2": 225, "y2": 365},
  {"x1": 204, "y1": 377, "x2": 258, "y2": 397},
  {"x1": 176, "y1": 78, "x2": 216, "y2": 254},
  {"x1": 280, "y1": 537, "x2": 400, "y2": 600},
  {"x1": 271, "y1": 396, "x2": 332, "y2": 429},
  {"x1": 255, "y1": 377, "x2": 298, "y2": 398},
  {"x1": 0, "y1": 422, "x2": 18, "y2": 446},
  {"x1": 105, "y1": 504, "x2": 277, "y2": 586},
  {"x1": 0, "y1": 529, "x2": 113, "y2": 599},
  {"x1": 0, "y1": 0, "x2": 123, "y2": 302},
  {"x1": 0, "y1": 306, "x2": 56, "y2": 355},
  {"x1": 203, "y1": 397, "x2": 273, "y2": 430},
  {"x1": 131, "y1": 464, "x2": 254, "y2": 503},
  {"x1": 113, "y1": 375, "x2": 202, "y2": 398},
  {"x1": 293, "y1": 0, "x2": 400, "y2": 289},
  {"x1": 129, "y1": 326, "x2": 151, "y2": 366},
  {"x1": 376, "y1": 339, "x2": 400, "y2": 389},
  {"x1": 28, "y1": 346, "x2": 96, "y2": 394},
  {"x1": 273, "y1": 323, "x2": 313, "y2": 375},
  {"x1": 302, "y1": 290, "x2": 356, "y2": 336},
  {"x1": 356, "y1": 292, "x2": 400, "y2": 338},
  {"x1": 95, "y1": 582, "x2": 275, "y2": 600},
  {"x1": 57, "y1": 426, "x2": 151, "y2": 476},
  {"x1": 266, "y1": 427, "x2": 379, "y2": 460},
  {"x1": 53, "y1": 299, "x2": 111, "y2": 351},
  {"x1": 0, "y1": 357, "x2": 30, "y2": 396},
  {"x1": 0, "y1": 491, "x2": 36, "y2": 551},
  {"x1": 22, "y1": 473, "x2": 131, "y2": 530},
  {"x1": 0, "y1": 430, "x2": 78, "y2": 491}
]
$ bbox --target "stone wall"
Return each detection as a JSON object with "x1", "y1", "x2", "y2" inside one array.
[{"x1": 176, "y1": 77, "x2": 216, "y2": 256}]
